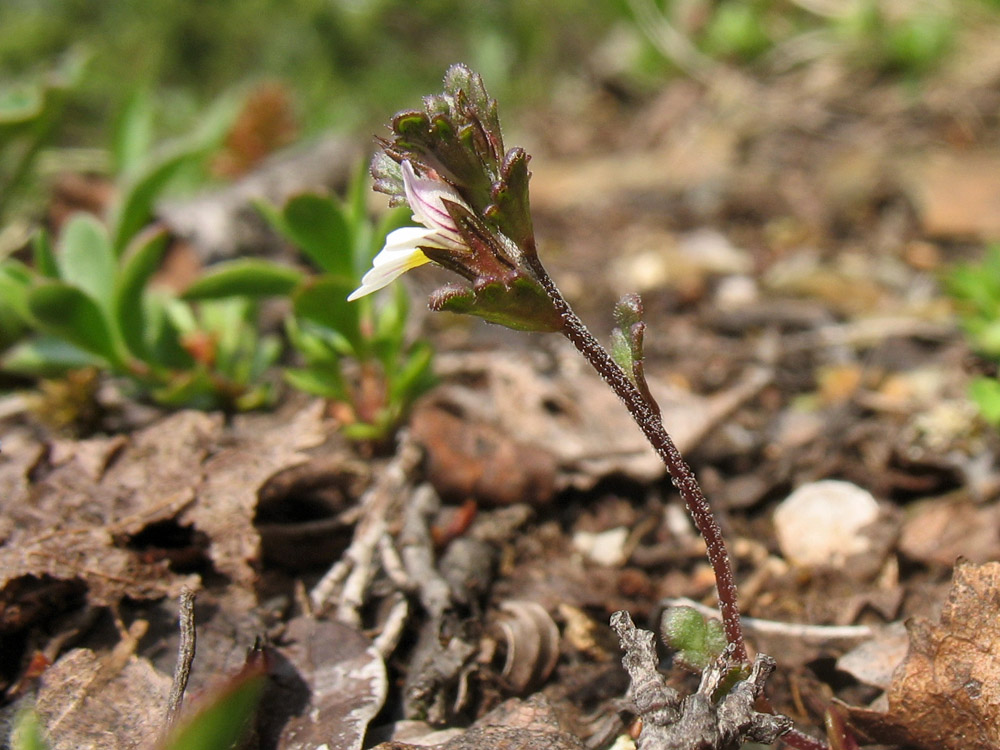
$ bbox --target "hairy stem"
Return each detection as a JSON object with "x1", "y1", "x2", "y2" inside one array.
[
  {"x1": 531, "y1": 268, "x2": 832, "y2": 750},
  {"x1": 526, "y1": 258, "x2": 746, "y2": 661}
]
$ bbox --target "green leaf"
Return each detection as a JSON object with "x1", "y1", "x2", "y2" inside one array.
[
  {"x1": 970, "y1": 377, "x2": 1000, "y2": 425},
  {"x1": 0, "y1": 259, "x2": 34, "y2": 320},
  {"x1": 27, "y1": 281, "x2": 119, "y2": 365},
  {"x1": 609, "y1": 328, "x2": 633, "y2": 382},
  {"x1": 284, "y1": 365, "x2": 348, "y2": 400},
  {"x1": 182, "y1": 259, "x2": 304, "y2": 300},
  {"x1": 388, "y1": 340, "x2": 436, "y2": 404},
  {"x1": 114, "y1": 227, "x2": 169, "y2": 359},
  {"x1": 285, "y1": 316, "x2": 341, "y2": 365},
  {"x1": 158, "y1": 670, "x2": 265, "y2": 750},
  {"x1": 32, "y1": 231, "x2": 59, "y2": 278},
  {"x1": 660, "y1": 605, "x2": 728, "y2": 673},
  {"x1": 0, "y1": 84, "x2": 44, "y2": 124},
  {"x1": 57, "y1": 214, "x2": 117, "y2": 308},
  {"x1": 1, "y1": 336, "x2": 100, "y2": 377},
  {"x1": 293, "y1": 275, "x2": 363, "y2": 354},
  {"x1": 112, "y1": 89, "x2": 155, "y2": 177},
  {"x1": 10, "y1": 708, "x2": 49, "y2": 750},
  {"x1": 110, "y1": 149, "x2": 202, "y2": 255},
  {"x1": 142, "y1": 292, "x2": 195, "y2": 369},
  {"x1": 280, "y1": 193, "x2": 353, "y2": 277}
]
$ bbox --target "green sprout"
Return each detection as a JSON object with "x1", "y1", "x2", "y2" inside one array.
[
  {"x1": 945, "y1": 245, "x2": 1000, "y2": 425},
  {"x1": 185, "y1": 163, "x2": 435, "y2": 440}
]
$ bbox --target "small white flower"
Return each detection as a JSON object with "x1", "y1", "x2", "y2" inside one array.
[{"x1": 348, "y1": 161, "x2": 469, "y2": 301}]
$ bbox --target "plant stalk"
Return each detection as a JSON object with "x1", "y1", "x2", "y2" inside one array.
[
  {"x1": 530, "y1": 263, "x2": 830, "y2": 750},
  {"x1": 527, "y1": 258, "x2": 746, "y2": 662}
]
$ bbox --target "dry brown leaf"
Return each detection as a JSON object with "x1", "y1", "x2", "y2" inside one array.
[
  {"x1": 375, "y1": 694, "x2": 585, "y2": 750},
  {"x1": 428, "y1": 349, "x2": 770, "y2": 492},
  {"x1": 35, "y1": 641, "x2": 171, "y2": 749},
  {"x1": 846, "y1": 560, "x2": 1000, "y2": 748},
  {"x1": 269, "y1": 616, "x2": 387, "y2": 750},
  {"x1": 181, "y1": 401, "x2": 328, "y2": 585},
  {"x1": 0, "y1": 412, "x2": 220, "y2": 606}
]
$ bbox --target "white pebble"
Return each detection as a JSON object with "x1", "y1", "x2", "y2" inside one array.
[{"x1": 773, "y1": 480, "x2": 880, "y2": 568}]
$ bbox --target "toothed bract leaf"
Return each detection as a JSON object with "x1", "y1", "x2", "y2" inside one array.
[{"x1": 429, "y1": 278, "x2": 562, "y2": 332}]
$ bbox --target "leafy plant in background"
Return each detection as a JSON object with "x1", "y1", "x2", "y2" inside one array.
[
  {"x1": 0, "y1": 92, "x2": 279, "y2": 413},
  {"x1": 0, "y1": 52, "x2": 87, "y2": 354},
  {"x1": 184, "y1": 164, "x2": 435, "y2": 441},
  {"x1": 0, "y1": 51, "x2": 86, "y2": 230},
  {"x1": 945, "y1": 245, "x2": 1000, "y2": 425},
  {"x1": 0, "y1": 217, "x2": 281, "y2": 412},
  {"x1": 628, "y1": 0, "x2": 956, "y2": 78}
]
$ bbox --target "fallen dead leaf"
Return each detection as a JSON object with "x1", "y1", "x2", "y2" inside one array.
[
  {"x1": 846, "y1": 560, "x2": 1000, "y2": 749},
  {"x1": 374, "y1": 694, "x2": 585, "y2": 750},
  {"x1": 269, "y1": 616, "x2": 387, "y2": 750},
  {"x1": 35, "y1": 638, "x2": 171, "y2": 749}
]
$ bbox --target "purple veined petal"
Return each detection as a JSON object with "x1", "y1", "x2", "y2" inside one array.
[
  {"x1": 347, "y1": 228, "x2": 433, "y2": 300},
  {"x1": 400, "y1": 160, "x2": 467, "y2": 251}
]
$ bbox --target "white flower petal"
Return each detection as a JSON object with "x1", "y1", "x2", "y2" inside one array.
[
  {"x1": 401, "y1": 160, "x2": 467, "y2": 251},
  {"x1": 347, "y1": 230, "x2": 431, "y2": 300}
]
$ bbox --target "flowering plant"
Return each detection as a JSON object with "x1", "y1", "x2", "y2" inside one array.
[{"x1": 355, "y1": 64, "x2": 833, "y2": 750}]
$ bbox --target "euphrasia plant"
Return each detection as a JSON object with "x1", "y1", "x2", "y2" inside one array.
[{"x1": 352, "y1": 64, "x2": 831, "y2": 750}]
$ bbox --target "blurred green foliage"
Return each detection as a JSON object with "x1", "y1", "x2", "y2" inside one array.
[
  {"x1": 0, "y1": 0, "x2": 639, "y2": 144},
  {"x1": 0, "y1": 93, "x2": 280, "y2": 412},
  {"x1": 188, "y1": 164, "x2": 436, "y2": 440},
  {"x1": 946, "y1": 246, "x2": 1000, "y2": 425}
]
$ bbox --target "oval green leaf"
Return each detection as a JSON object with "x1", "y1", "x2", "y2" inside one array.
[
  {"x1": 182, "y1": 259, "x2": 304, "y2": 300},
  {"x1": 27, "y1": 281, "x2": 119, "y2": 365}
]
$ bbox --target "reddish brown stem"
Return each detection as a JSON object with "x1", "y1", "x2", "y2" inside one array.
[
  {"x1": 528, "y1": 261, "x2": 830, "y2": 750},
  {"x1": 526, "y1": 259, "x2": 746, "y2": 661}
]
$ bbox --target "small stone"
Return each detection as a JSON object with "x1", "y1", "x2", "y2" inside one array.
[
  {"x1": 714, "y1": 274, "x2": 759, "y2": 310},
  {"x1": 773, "y1": 480, "x2": 880, "y2": 568},
  {"x1": 573, "y1": 527, "x2": 629, "y2": 566}
]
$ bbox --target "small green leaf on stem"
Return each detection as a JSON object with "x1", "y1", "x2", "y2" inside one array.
[{"x1": 661, "y1": 605, "x2": 728, "y2": 673}]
